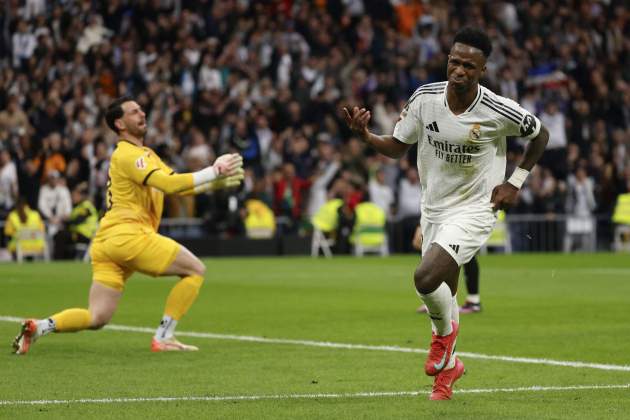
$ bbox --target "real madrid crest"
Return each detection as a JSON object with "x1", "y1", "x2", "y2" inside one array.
[{"x1": 469, "y1": 123, "x2": 481, "y2": 141}]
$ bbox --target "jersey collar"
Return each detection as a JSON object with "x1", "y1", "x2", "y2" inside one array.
[
  {"x1": 443, "y1": 84, "x2": 483, "y2": 115},
  {"x1": 118, "y1": 138, "x2": 143, "y2": 148}
]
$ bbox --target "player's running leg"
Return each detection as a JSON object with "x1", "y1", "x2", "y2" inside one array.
[
  {"x1": 460, "y1": 256, "x2": 481, "y2": 313},
  {"x1": 414, "y1": 243, "x2": 460, "y2": 376},
  {"x1": 151, "y1": 245, "x2": 206, "y2": 352},
  {"x1": 13, "y1": 282, "x2": 122, "y2": 355}
]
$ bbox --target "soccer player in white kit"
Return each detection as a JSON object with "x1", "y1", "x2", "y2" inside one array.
[{"x1": 344, "y1": 27, "x2": 549, "y2": 400}]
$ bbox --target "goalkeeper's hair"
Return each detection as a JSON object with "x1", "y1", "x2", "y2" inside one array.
[
  {"x1": 453, "y1": 27, "x2": 492, "y2": 58},
  {"x1": 105, "y1": 96, "x2": 134, "y2": 134}
]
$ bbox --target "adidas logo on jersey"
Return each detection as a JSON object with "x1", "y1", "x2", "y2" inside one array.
[
  {"x1": 425, "y1": 121, "x2": 440, "y2": 132},
  {"x1": 449, "y1": 244, "x2": 460, "y2": 254}
]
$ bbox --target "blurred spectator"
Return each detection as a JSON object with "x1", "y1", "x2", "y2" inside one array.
[
  {"x1": 53, "y1": 184, "x2": 98, "y2": 260},
  {"x1": 4, "y1": 196, "x2": 46, "y2": 260},
  {"x1": 368, "y1": 166, "x2": 394, "y2": 219},
  {"x1": 0, "y1": 0, "x2": 627, "y2": 249},
  {"x1": 273, "y1": 162, "x2": 311, "y2": 232},
  {"x1": 0, "y1": 95, "x2": 32, "y2": 138},
  {"x1": 566, "y1": 167, "x2": 597, "y2": 217},
  {"x1": 0, "y1": 148, "x2": 18, "y2": 216},
  {"x1": 539, "y1": 101, "x2": 568, "y2": 179},
  {"x1": 41, "y1": 132, "x2": 67, "y2": 181},
  {"x1": 306, "y1": 133, "x2": 341, "y2": 219},
  {"x1": 38, "y1": 171, "x2": 72, "y2": 236}
]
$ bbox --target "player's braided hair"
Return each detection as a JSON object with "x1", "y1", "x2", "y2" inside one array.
[
  {"x1": 105, "y1": 96, "x2": 134, "y2": 134},
  {"x1": 453, "y1": 27, "x2": 492, "y2": 58}
]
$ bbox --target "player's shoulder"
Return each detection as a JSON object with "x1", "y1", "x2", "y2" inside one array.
[
  {"x1": 113, "y1": 140, "x2": 146, "y2": 159},
  {"x1": 405, "y1": 81, "x2": 447, "y2": 109},
  {"x1": 478, "y1": 86, "x2": 527, "y2": 125}
]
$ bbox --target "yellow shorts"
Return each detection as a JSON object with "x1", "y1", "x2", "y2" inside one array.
[{"x1": 90, "y1": 226, "x2": 181, "y2": 291}]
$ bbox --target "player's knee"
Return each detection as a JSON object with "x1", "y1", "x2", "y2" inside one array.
[
  {"x1": 90, "y1": 308, "x2": 114, "y2": 330},
  {"x1": 192, "y1": 259, "x2": 206, "y2": 277},
  {"x1": 89, "y1": 312, "x2": 112, "y2": 330},
  {"x1": 414, "y1": 266, "x2": 439, "y2": 294}
]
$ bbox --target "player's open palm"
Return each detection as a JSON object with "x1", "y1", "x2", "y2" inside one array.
[
  {"x1": 490, "y1": 182, "x2": 519, "y2": 211},
  {"x1": 213, "y1": 153, "x2": 243, "y2": 177},
  {"x1": 343, "y1": 106, "x2": 371, "y2": 138}
]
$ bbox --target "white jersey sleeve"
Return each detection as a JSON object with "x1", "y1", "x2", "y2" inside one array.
[
  {"x1": 494, "y1": 97, "x2": 541, "y2": 140},
  {"x1": 393, "y1": 97, "x2": 423, "y2": 145}
]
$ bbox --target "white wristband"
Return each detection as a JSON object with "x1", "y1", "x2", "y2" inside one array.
[
  {"x1": 507, "y1": 167, "x2": 529, "y2": 189},
  {"x1": 192, "y1": 166, "x2": 217, "y2": 186}
]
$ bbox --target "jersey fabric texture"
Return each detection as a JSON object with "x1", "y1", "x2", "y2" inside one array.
[{"x1": 90, "y1": 140, "x2": 180, "y2": 291}]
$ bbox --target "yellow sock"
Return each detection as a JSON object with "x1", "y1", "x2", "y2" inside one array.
[
  {"x1": 51, "y1": 308, "x2": 92, "y2": 332},
  {"x1": 164, "y1": 275, "x2": 204, "y2": 320}
]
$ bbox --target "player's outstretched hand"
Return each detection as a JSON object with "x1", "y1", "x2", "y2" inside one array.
[
  {"x1": 490, "y1": 182, "x2": 519, "y2": 211},
  {"x1": 343, "y1": 106, "x2": 371, "y2": 139},
  {"x1": 210, "y1": 168, "x2": 245, "y2": 191},
  {"x1": 213, "y1": 153, "x2": 243, "y2": 177}
]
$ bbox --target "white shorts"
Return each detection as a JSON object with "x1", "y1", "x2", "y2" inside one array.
[{"x1": 421, "y1": 213, "x2": 496, "y2": 266}]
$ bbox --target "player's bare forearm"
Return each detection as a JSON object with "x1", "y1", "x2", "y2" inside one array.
[
  {"x1": 363, "y1": 133, "x2": 411, "y2": 159},
  {"x1": 343, "y1": 106, "x2": 411, "y2": 159},
  {"x1": 517, "y1": 125, "x2": 549, "y2": 170}
]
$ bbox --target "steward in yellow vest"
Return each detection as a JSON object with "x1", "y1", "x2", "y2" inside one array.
[
  {"x1": 4, "y1": 197, "x2": 46, "y2": 255},
  {"x1": 53, "y1": 186, "x2": 98, "y2": 259}
]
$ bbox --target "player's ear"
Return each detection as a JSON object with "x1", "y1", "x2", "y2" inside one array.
[{"x1": 114, "y1": 118, "x2": 125, "y2": 133}]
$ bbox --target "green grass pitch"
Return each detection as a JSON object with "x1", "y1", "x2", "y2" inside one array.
[{"x1": 1, "y1": 254, "x2": 630, "y2": 419}]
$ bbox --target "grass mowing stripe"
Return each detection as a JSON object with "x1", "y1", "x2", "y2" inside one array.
[
  {"x1": 3, "y1": 315, "x2": 630, "y2": 373},
  {"x1": 1, "y1": 384, "x2": 630, "y2": 406}
]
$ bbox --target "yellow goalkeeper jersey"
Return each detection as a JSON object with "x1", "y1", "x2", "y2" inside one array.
[{"x1": 98, "y1": 140, "x2": 173, "y2": 234}]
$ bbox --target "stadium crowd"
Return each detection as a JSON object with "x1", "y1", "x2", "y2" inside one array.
[{"x1": 0, "y1": 0, "x2": 628, "y2": 256}]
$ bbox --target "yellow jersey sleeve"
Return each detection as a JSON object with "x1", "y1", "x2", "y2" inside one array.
[{"x1": 116, "y1": 145, "x2": 166, "y2": 186}]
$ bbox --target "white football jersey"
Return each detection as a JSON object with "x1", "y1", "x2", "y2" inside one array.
[{"x1": 393, "y1": 81, "x2": 541, "y2": 223}]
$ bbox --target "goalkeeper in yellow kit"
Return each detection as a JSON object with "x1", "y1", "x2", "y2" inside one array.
[{"x1": 13, "y1": 97, "x2": 244, "y2": 354}]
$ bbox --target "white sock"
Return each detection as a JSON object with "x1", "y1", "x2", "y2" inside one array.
[
  {"x1": 154, "y1": 315, "x2": 178, "y2": 340},
  {"x1": 35, "y1": 318, "x2": 56, "y2": 338},
  {"x1": 445, "y1": 294, "x2": 459, "y2": 370},
  {"x1": 420, "y1": 282, "x2": 453, "y2": 336},
  {"x1": 466, "y1": 294, "x2": 480, "y2": 304},
  {"x1": 451, "y1": 294, "x2": 459, "y2": 325}
]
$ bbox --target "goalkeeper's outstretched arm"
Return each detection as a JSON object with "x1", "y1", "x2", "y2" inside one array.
[
  {"x1": 144, "y1": 154, "x2": 243, "y2": 195},
  {"x1": 178, "y1": 168, "x2": 245, "y2": 196}
]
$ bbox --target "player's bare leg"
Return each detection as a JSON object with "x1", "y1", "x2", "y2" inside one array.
[
  {"x1": 88, "y1": 282, "x2": 123, "y2": 329},
  {"x1": 13, "y1": 282, "x2": 122, "y2": 355},
  {"x1": 414, "y1": 244, "x2": 461, "y2": 376},
  {"x1": 152, "y1": 245, "x2": 206, "y2": 352}
]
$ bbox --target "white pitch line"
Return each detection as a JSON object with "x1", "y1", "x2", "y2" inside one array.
[
  {"x1": 2, "y1": 315, "x2": 630, "y2": 372},
  {"x1": 1, "y1": 384, "x2": 629, "y2": 406}
]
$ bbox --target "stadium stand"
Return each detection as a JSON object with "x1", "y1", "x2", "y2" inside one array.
[{"x1": 0, "y1": 0, "x2": 628, "y2": 257}]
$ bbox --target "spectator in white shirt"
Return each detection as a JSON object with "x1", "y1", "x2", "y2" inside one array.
[
  {"x1": 397, "y1": 167, "x2": 421, "y2": 220},
  {"x1": 12, "y1": 20, "x2": 37, "y2": 69},
  {"x1": 394, "y1": 167, "x2": 422, "y2": 252},
  {"x1": 307, "y1": 134, "x2": 341, "y2": 218},
  {"x1": 566, "y1": 167, "x2": 596, "y2": 217},
  {"x1": 368, "y1": 167, "x2": 394, "y2": 219},
  {"x1": 0, "y1": 148, "x2": 18, "y2": 215},
  {"x1": 38, "y1": 170, "x2": 72, "y2": 236},
  {"x1": 539, "y1": 101, "x2": 568, "y2": 178}
]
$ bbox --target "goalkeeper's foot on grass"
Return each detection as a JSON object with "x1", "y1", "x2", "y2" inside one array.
[
  {"x1": 151, "y1": 337, "x2": 199, "y2": 352},
  {"x1": 13, "y1": 319, "x2": 38, "y2": 355}
]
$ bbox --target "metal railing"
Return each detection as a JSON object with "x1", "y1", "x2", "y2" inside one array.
[
  {"x1": 0, "y1": 214, "x2": 625, "y2": 255},
  {"x1": 505, "y1": 214, "x2": 612, "y2": 253}
]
